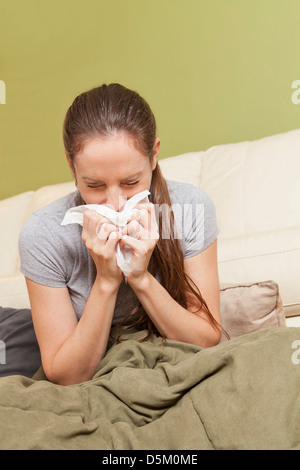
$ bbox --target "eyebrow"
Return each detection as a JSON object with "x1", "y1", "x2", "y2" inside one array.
[{"x1": 83, "y1": 172, "x2": 143, "y2": 183}]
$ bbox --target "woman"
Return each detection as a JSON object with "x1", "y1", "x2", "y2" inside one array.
[{"x1": 19, "y1": 83, "x2": 223, "y2": 386}]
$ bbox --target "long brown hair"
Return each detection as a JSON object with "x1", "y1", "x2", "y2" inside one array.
[{"x1": 63, "y1": 83, "x2": 226, "y2": 342}]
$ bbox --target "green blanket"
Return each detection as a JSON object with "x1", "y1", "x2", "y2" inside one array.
[{"x1": 0, "y1": 327, "x2": 299, "y2": 450}]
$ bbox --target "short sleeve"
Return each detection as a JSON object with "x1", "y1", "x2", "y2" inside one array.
[
  {"x1": 183, "y1": 189, "x2": 220, "y2": 258},
  {"x1": 19, "y1": 213, "x2": 67, "y2": 287}
]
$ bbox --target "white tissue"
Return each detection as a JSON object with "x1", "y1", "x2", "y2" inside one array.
[{"x1": 61, "y1": 190, "x2": 150, "y2": 276}]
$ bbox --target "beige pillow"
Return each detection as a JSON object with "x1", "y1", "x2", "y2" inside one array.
[{"x1": 219, "y1": 280, "x2": 286, "y2": 343}]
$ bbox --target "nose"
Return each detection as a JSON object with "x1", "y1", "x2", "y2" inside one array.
[{"x1": 104, "y1": 190, "x2": 127, "y2": 212}]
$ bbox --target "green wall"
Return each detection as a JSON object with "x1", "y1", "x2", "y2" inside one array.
[{"x1": 1, "y1": 0, "x2": 300, "y2": 199}]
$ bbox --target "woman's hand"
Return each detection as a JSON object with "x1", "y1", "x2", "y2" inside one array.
[
  {"x1": 82, "y1": 210, "x2": 123, "y2": 290},
  {"x1": 120, "y1": 202, "x2": 159, "y2": 285}
]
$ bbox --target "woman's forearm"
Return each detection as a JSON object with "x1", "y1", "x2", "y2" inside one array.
[
  {"x1": 128, "y1": 272, "x2": 221, "y2": 348},
  {"x1": 47, "y1": 278, "x2": 118, "y2": 385}
]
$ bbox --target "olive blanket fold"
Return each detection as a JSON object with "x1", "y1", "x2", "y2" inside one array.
[{"x1": 0, "y1": 327, "x2": 299, "y2": 450}]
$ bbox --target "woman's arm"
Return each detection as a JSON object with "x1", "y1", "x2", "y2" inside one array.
[
  {"x1": 27, "y1": 277, "x2": 119, "y2": 386},
  {"x1": 121, "y1": 205, "x2": 221, "y2": 348},
  {"x1": 127, "y1": 241, "x2": 221, "y2": 348},
  {"x1": 27, "y1": 211, "x2": 123, "y2": 386}
]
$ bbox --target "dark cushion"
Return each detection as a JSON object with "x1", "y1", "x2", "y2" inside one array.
[{"x1": 0, "y1": 307, "x2": 41, "y2": 378}]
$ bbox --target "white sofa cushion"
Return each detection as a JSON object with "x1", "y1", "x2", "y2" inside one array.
[
  {"x1": 200, "y1": 128, "x2": 300, "y2": 237},
  {"x1": 0, "y1": 191, "x2": 34, "y2": 277},
  {"x1": 217, "y1": 225, "x2": 300, "y2": 318},
  {"x1": 160, "y1": 128, "x2": 300, "y2": 238},
  {"x1": 0, "y1": 275, "x2": 29, "y2": 309}
]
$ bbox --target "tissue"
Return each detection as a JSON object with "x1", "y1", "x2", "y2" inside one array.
[{"x1": 61, "y1": 190, "x2": 150, "y2": 276}]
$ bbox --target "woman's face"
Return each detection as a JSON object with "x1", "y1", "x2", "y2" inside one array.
[{"x1": 67, "y1": 134, "x2": 160, "y2": 211}]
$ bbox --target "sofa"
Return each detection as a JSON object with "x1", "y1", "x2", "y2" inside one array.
[
  {"x1": 0, "y1": 128, "x2": 299, "y2": 328},
  {"x1": 0, "y1": 129, "x2": 299, "y2": 450}
]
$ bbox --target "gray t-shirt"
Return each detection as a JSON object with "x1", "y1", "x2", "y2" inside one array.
[{"x1": 19, "y1": 180, "x2": 220, "y2": 324}]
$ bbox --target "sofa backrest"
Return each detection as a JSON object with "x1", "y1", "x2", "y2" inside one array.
[
  {"x1": 0, "y1": 129, "x2": 299, "y2": 317},
  {"x1": 1, "y1": 129, "x2": 300, "y2": 275},
  {"x1": 0, "y1": 182, "x2": 76, "y2": 277}
]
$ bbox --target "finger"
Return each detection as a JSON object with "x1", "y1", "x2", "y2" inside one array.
[
  {"x1": 131, "y1": 207, "x2": 149, "y2": 231},
  {"x1": 107, "y1": 229, "x2": 122, "y2": 243},
  {"x1": 148, "y1": 204, "x2": 159, "y2": 239},
  {"x1": 105, "y1": 229, "x2": 123, "y2": 251},
  {"x1": 122, "y1": 219, "x2": 147, "y2": 239},
  {"x1": 96, "y1": 222, "x2": 119, "y2": 240},
  {"x1": 82, "y1": 210, "x2": 100, "y2": 242},
  {"x1": 134, "y1": 202, "x2": 152, "y2": 210},
  {"x1": 83, "y1": 211, "x2": 110, "y2": 230},
  {"x1": 95, "y1": 228, "x2": 122, "y2": 258},
  {"x1": 125, "y1": 207, "x2": 158, "y2": 241},
  {"x1": 135, "y1": 203, "x2": 158, "y2": 235},
  {"x1": 120, "y1": 234, "x2": 141, "y2": 250},
  {"x1": 96, "y1": 214, "x2": 111, "y2": 223}
]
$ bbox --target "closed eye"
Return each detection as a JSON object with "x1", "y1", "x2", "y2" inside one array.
[
  {"x1": 87, "y1": 184, "x2": 104, "y2": 189},
  {"x1": 87, "y1": 181, "x2": 139, "y2": 189}
]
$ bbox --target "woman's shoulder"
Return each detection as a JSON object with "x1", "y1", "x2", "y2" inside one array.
[
  {"x1": 19, "y1": 190, "x2": 85, "y2": 287},
  {"x1": 165, "y1": 180, "x2": 220, "y2": 256},
  {"x1": 166, "y1": 179, "x2": 214, "y2": 205},
  {"x1": 19, "y1": 190, "x2": 83, "y2": 244}
]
